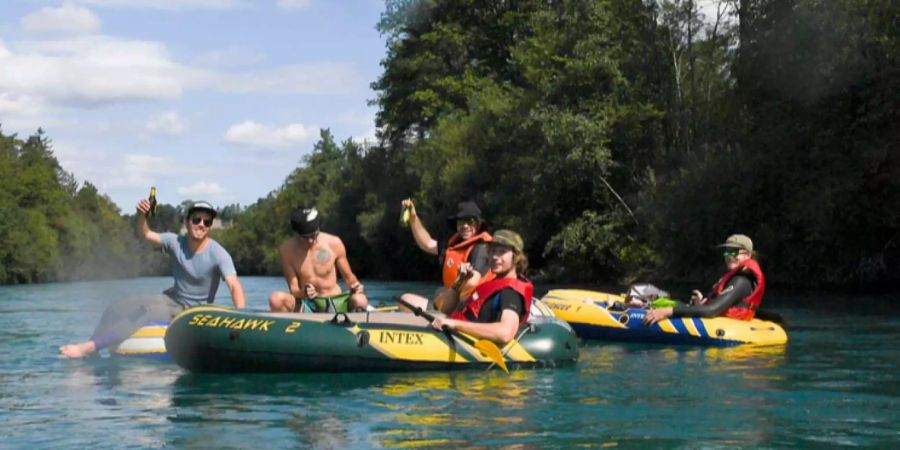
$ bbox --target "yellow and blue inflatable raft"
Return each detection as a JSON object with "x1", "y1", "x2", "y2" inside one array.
[
  {"x1": 542, "y1": 289, "x2": 787, "y2": 346},
  {"x1": 114, "y1": 320, "x2": 168, "y2": 359}
]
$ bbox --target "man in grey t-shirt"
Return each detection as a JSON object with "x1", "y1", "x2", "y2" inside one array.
[{"x1": 60, "y1": 199, "x2": 246, "y2": 358}]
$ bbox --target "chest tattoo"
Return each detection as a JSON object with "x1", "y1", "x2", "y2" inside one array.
[{"x1": 316, "y1": 248, "x2": 331, "y2": 264}]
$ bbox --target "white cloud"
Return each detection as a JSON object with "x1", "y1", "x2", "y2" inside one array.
[
  {"x1": 0, "y1": 36, "x2": 185, "y2": 107},
  {"x1": 205, "y1": 63, "x2": 357, "y2": 95},
  {"x1": 0, "y1": 35, "x2": 356, "y2": 115},
  {"x1": 195, "y1": 46, "x2": 265, "y2": 68},
  {"x1": 73, "y1": 0, "x2": 242, "y2": 10},
  {"x1": 224, "y1": 120, "x2": 317, "y2": 150},
  {"x1": 277, "y1": 0, "x2": 312, "y2": 11},
  {"x1": 104, "y1": 153, "x2": 176, "y2": 188},
  {"x1": 178, "y1": 181, "x2": 223, "y2": 196},
  {"x1": 21, "y1": 4, "x2": 101, "y2": 35},
  {"x1": 146, "y1": 111, "x2": 188, "y2": 136}
]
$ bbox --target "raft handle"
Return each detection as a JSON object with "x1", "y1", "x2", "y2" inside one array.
[
  {"x1": 329, "y1": 312, "x2": 355, "y2": 327},
  {"x1": 357, "y1": 330, "x2": 370, "y2": 348}
]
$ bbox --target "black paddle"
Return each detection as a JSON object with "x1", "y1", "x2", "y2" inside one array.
[{"x1": 395, "y1": 297, "x2": 509, "y2": 373}]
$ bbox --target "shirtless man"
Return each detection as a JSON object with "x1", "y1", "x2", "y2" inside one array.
[{"x1": 268, "y1": 207, "x2": 368, "y2": 313}]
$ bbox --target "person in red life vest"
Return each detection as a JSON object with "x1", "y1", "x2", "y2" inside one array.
[
  {"x1": 644, "y1": 234, "x2": 765, "y2": 325},
  {"x1": 429, "y1": 230, "x2": 533, "y2": 345},
  {"x1": 399, "y1": 199, "x2": 494, "y2": 313}
]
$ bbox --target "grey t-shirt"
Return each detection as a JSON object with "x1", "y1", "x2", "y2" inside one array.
[{"x1": 159, "y1": 233, "x2": 237, "y2": 306}]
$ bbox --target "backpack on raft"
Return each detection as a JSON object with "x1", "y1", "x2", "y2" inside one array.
[{"x1": 625, "y1": 284, "x2": 680, "y2": 308}]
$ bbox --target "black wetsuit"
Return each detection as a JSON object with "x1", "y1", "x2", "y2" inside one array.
[{"x1": 672, "y1": 274, "x2": 755, "y2": 318}]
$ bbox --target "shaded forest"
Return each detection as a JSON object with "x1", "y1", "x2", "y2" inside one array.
[{"x1": 2, "y1": 0, "x2": 898, "y2": 290}]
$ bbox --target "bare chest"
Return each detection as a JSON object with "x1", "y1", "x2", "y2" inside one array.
[{"x1": 293, "y1": 244, "x2": 336, "y2": 279}]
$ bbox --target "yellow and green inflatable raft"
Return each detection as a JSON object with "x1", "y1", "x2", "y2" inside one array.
[
  {"x1": 542, "y1": 289, "x2": 787, "y2": 346},
  {"x1": 161, "y1": 301, "x2": 578, "y2": 372}
]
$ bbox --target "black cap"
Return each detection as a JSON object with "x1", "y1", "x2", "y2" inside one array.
[
  {"x1": 290, "y1": 207, "x2": 321, "y2": 235},
  {"x1": 187, "y1": 200, "x2": 217, "y2": 219},
  {"x1": 447, "y1": 201, "x2": 483, "y2": 221}
]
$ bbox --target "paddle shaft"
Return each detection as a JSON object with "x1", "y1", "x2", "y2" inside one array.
[{"x1": 395, "y1": 298, "x2": 477, "y2": 345}]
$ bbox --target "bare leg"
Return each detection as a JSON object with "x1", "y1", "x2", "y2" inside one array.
[
  {"x1": 59, "y1": 341, "x2": 97, "y2": 358},
  {"x1": 349, "y1": 293, "x2": 369, "y2": 311},
  {"x1": 433, "y1": 287, "x2": 461, "y2": 315},
  {"x1": 269, "y1": 291, "x2": 297, "y2": 312},
  {"x1": 399, "y1": 293, "x2": 429, "y2": 312},
  {"x1": 60, "y1": 294, "x2": 181, "y2": 358}
]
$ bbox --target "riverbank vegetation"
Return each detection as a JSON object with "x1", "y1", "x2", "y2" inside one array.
[{"x1": 2, "y1": 0, "x2": 898, "y2": 290}]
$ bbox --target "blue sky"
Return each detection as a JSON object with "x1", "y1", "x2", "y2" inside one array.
[{"x1": 0, "y1": 0, "x2": 387, "y2": 212}]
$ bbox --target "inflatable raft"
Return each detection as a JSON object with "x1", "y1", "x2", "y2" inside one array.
[
  {"x1": 114, "y1": 321, "x2": 168, "y2": 359},
  {"x1": 542, "y1": 289, "x2": 787, "y2": 346},
  {"x1": 163, "y1": 301, "x2": 578, "y2": 373}
]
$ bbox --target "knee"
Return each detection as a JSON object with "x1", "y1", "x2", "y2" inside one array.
[
  {"x1": 350, "y1": 293, "x2": 368, "y2": 309},
  {"x1": 400, "y1": 293, "x2": 427, "y2": 312},
  {"x1": 269, "y1": 292, "x2": 287, "y2": 311}
]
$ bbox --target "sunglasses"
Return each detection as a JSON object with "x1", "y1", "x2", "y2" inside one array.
[
  {"x1": 190, "y1": 216, "x2": 213, "y2": 227},
  {"x1": 722, "y1": 249, "x2": 745, "y2": 257},
  {"x1": 456, "y1": 217, "x2": 479, "y2": 227}
]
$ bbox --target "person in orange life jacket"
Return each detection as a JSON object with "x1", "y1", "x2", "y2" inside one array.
[
  {"x1": 399, "y1": 199, "x2": 493, "y2": 314},
  {"x1": 430, "y1": 230, "x2": 533, "y2": 345},
  {"x1": 644, "y1": 234, "x2": 765, "y2": 325}
]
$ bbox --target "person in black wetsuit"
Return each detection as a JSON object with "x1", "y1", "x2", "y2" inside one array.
[{"x1": 644, "y1": 234, "x2": 766, "y2": 325}]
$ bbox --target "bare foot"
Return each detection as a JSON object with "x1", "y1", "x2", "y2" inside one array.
[{"x1": 59, "y1": 341, "x2": 96, "y2": 358}]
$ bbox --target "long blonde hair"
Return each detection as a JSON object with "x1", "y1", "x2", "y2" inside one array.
[{"x1": 513, "y1": 250, "x2": 528, "y2": 277}]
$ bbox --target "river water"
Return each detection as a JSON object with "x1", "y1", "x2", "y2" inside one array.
[{"x1": 1, "y1": 277, "x2": 897, "y2": 448}]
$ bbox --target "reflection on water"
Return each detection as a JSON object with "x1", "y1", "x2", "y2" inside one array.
[{"x1": 1, "y1": 279, "x2": 898, "y2": 448}]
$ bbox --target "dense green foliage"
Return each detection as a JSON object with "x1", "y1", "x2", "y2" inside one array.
[
  {"x1": 6, "y1": 0, "x2": 899, "y2": 290},
  {"x1": 215, "y1": 0, "x2": 900, "y2": 289},
  {"x1": 1, "y1": 129, "x2": 152, "y2": 282}
]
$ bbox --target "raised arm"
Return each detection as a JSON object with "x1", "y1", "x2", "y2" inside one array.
[
  {"x1": 402, "y1": 198, "x2": 439, "y2": 255},
  {"x1": 135, "y1": 198, "x2": 162, "y2": 245}
]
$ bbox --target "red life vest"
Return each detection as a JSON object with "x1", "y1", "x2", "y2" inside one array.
[
  {"x1": 450, "y1": 277, "x2": 533, "y2": 324},
  {"x1": 712, "y1": 258, "x2": 765, "y2": 320},
  {"x1": 442, "y1": 231, "x2": 494, "y2": 288}
]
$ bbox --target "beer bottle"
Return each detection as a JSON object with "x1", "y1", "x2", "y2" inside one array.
[{"x1": 148, "y1": 187, "x2": 158, "y2": 217}]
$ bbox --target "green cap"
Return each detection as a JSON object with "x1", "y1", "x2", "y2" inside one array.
[
  {"x1": 718, "y1": 234, "x2": 753, "y2": 252},
  {"x1": 491, "y1": 229, "x2": 524, "y2": 253}
]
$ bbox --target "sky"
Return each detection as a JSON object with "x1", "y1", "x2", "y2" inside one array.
[{"x1": 0, "y1": 0, "x2": 387, "y2": 212}]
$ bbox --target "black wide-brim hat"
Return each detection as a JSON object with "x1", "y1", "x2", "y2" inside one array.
[{"x1": 447, "y1": 201, "x2": 483, "y2": 221}]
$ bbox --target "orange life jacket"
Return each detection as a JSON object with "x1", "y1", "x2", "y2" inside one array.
[
  {"x1": 450, "y1": 277, "x2": 533, "y2": 324},
  {"x1": 712, "y1": 258, "x2": 765, "y2": 320},
  {"x1": 442, "y1": 231, "x2": 494, "y2": 288}
]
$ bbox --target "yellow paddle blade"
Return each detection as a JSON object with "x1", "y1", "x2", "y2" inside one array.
[{"x1": 474, "y1": 339, "x2": 509, "y2": 374}]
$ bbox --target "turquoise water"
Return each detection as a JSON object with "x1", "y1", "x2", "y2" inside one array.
[{"x1": 1, "y1": 277, "x2": 897, "y2": 448}]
